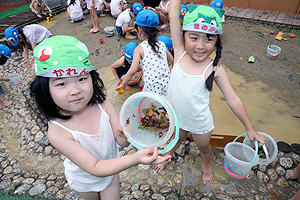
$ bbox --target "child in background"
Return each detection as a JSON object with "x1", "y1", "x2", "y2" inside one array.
[
  {"x1": 156, "y1": 35, "x2": 173, "y2": 56},
  {"x1": 110, "y1": 0, "x2": 127, "y2": 18},
  {"x1": 179, "y1": 4, "x2": 188, "y2": 25},
  {"x1": 155, "y1": 0, "x2": 170, "y2": 29},
  {"x1": 0, "y1": 44, "x2": 13, "y2": 109},
  {"x1": 155, "y1": 1, "x2": 265, "y2": 184},
  {"x1": 67, "y1": 0, "x2": 85, "y2": 23},
  {"x1": 115, "y1": 3, "x2": 143, "y2": 39},
  {"x1": 116, "y1": 9, "x2": 173, "y2": 95},
  {"x1": 30, "y1": 36, "x2": 171, "y2": 200},
  {"x1": 111, "y1": 42, "x2": 143, "y2": 89},
  {"x1": 5, "y1": 25, "x2": 52, "y2": 69},
  {"x1": 96, "y1": 0, "x2": 110, "y2": 17},
  {"x1": 210, "y1": 0, "x2": 225, "y2": 22},
  {"x1": 30, "y1": 0, "x2": 52, "y2": 18},
  {"x1": 87, "y1": 0, "x2": 101, "y2": 33}
]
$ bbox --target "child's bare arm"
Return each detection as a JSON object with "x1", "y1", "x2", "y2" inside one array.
[
  {"x1": 166, "y1": 47, "x2": 174, "y2": 66},
  {"x1": 169, "y1": 0, "x2": 184, "y2": 61},
  {"x1": 214, "y1": 65, "x2": 265, "y2": 145},
  {"x1": 48, "y1": 124, "x2": 171, "y2": 177},
  {"x1": 44, "y1": 2, "x2": 52, "y2": 13}
]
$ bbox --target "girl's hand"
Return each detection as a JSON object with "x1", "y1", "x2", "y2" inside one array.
[
  {"x1": 116, "y1": 79, "x2": 121, "y2": 86},
  {"x1": 24, "y1": 60, "x2": 31, "y2": 68},
  {"x1": 137, "y1": 147, "x2": 172, "y2": 165},
  {"x1": 0, "y1": 78, "x2": 10, "y2": 82},
  {"x1": 155, "y1": 7, "x2": 160, "y2": 11},
  {"x1": 115, "y1": 83, "x2": 125, "y2": 91},
  {"x1": 247, "y1": 130, "x2": 265, "y2": 145}
]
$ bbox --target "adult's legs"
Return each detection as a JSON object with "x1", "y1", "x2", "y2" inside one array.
[
  {"x1": 191, "y1": 130, "x2": 214, "y2": 184},
  {"x1": 89, "y1": 8, "x2": 100, "y2": 33}
]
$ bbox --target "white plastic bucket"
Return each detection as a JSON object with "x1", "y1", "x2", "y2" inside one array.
[
  {"x1": 267, "y1": 45, "x2": 281, "y2": 58},
  {"x1": 224, "y1": 134, "x2": 259, "y2": 179},
  {"x1": 119, "y1": 92, "x2": 179, "y2": 154},
  {"x1": 243, "y1": 132, "x2": 278, "y2": 165},
  {"x1": 7, "y1": 74, "x2": 21, "y2": 86}
]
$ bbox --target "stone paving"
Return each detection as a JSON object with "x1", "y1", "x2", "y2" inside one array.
[{"x1": 0, "y1": 50, "x2": 299, "y2": 200}]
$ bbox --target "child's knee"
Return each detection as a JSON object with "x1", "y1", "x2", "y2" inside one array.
[{"x1": 198, "y1": 144, "x2": 211, "y2": 153}]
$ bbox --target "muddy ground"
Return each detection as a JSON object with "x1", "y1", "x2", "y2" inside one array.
[{"x1": 48, "y1": 11, "x2": 300, "y2": 104}]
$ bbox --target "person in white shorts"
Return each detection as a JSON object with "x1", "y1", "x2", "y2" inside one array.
[{"x1": 67, "y1": 0, "x2": 85, "y2": 23}]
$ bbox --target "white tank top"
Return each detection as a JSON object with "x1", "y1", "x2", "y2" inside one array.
[
  {"x1": 167, "y1": 51, "x2": 214, "y2": 132},
  {"x1": 49, "y1": 104, "x2": 119, "y2": 192}
]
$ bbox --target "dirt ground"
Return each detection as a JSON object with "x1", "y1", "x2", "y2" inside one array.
[{"x1": 48, "y1": 11, "x2": 300, "y2": 102}]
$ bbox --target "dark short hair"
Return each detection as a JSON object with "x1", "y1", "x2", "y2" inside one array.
[
  {"x1": 30, "y1": 70, "x2": 106, "y2": 120},
  {"x1": 0, "y1": 54, "x2": 8, "y2": 65}
]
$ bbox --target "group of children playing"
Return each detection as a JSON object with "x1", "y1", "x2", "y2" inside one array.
[{"x1": 3, "y1": 0, "x2": 299, "y2": 200}]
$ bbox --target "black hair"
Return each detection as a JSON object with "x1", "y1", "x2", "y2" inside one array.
[
  {"x1": 182, "y1": 31, "x2": 222, "y2": 91},
  {"x1": 17, "y1": 28, "x2": 32, "y2": 50},
  {"x1": 30, "y1": 70, "x2": 106, "y2": 120},
  {"x1": 124, "y1": 57, "x2": 131, "y2": 68},
  {"x1": 69, "y1": 0, "x2": 76, "y2": 6},
  {"x1": 0, "y1": 55, "x2": 8, "y2": 65},
  {"x1": 139, "y1": 26, "x2": 161, "y2": 58}
]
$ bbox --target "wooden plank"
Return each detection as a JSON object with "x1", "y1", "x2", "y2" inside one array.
[
  {"x1": 266, "y1": 11, "x2": 279, "y2": 23},
  {"x1": 283, "y1": 12, "x2": 295, "y2": 25},
  {"x1": 190, "y1": 133, "x2": 245, "y2": 148},
  {"x1": 258, "y1": 10, "x2": 272, "y2": 21},
  {"x1": 250, "y1": 9, "x2": 264, "y2": 20},
  {"x1": 291, "y1": 14, "x2": 300, "y2": 27},
  {"x1": 229, "y1": 7, "x2": 244, "y2": 17},
  {"x1": 274, "y1": 12, "x2": 287, "y2": 24},
  {"x1": 243, "y1": 9, "x2": 258, "y2": 19},
  {"x1": 236, "y1": 8, "x2": 251, "y2": 19},
  {"x1": 225, "y1": 6, "x2": 237, "y2": 17}
]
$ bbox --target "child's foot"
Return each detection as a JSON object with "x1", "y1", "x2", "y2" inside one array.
[
  {"x1": 160, "y1": 23, "x2": 169, "y2": 30},
  {"x1": 90, "y1": 28, "x2": 100, "y2": 33},
  {"x1": 125, "y1": 35, "x2": 136, "y2": 39},
  {"x1": 70, "y1": 20, "x2": 74, "y2": 23},
  {"x1": 37, "y1": 14, "x2": 42, "y2": 18},
  {"x1": 41, "y1": 12, "x2": 47, "y2": 16},
  {"x1": 202, "y1": 163, "x2": 214, "y2": 184},
  {"x1": 0, "y1": 101, "x2": 13, "y2": 109},
  {"x1": 289, "y1": 169, "x2": 300, "y2": 179},
  {"x1": 99, "y1": 14, "x2": 106, "y2": 17},
  {"x1": 155, "y1": 161, "x2": 168, "y2": 172},
  {"x1": 82, "y1": 16, "x2": 85, "y2": 19},
  {"x1": 125, "y1": 85, "x2": 131, "y2": 90}
]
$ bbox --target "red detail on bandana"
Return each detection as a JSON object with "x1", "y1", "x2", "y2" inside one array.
[
  {"x1": 194, "y1": 24, "x2": 200, "y2": 29},
  {"x1": 39, "y1": 49, "x2": 50, "y2": 61},
  {"x1": 201, "y1": 25, "x2": 208, "y2": 31},
  {"x1": 80, "y1": 68, "x2": 89, "y2": 75},
  {"x1": 66, "y1": 68, "x2": 78, "y2": 76},
  {"x1": 53, "y1": 69, "x2": 64, "y2": 77}
]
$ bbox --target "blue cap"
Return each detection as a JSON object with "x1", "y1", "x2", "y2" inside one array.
[
  {"x1": 180, "y1": 4, "x2": 188, "y2": 18},
  {"x1": 210, "y1": 0, "x2": 223, "y2": 9},
  {"x1": 5, "y1": 27, "x2": 19, "y2": 46},
  {"x1": 124, "y1": 42, "x2": 138, "y2": 61},
  {"x1": 135, "y1": 9, "x2": 159, "y2": 28},
  {"x1": 132, "y1": 3, "x2": 143, "y2": 15},
  {"x1": 157, "y1": 35, "x2": 172, "y2": 51},
  {"x1": 0, "y1": 44, "x2": 11, "y2": 58}
]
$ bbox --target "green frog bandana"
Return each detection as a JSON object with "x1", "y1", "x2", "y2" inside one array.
[
  {"x1": 34, "y1": 35, "x2": 96, "y2": 77},
  {"x1": 182, "y1": 5, "x2": 224, "y2": 35}
]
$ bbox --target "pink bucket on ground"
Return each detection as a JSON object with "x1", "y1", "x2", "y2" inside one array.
[
  {"x1": 7, "y1": 74, "x2": 21, "y2": 86},
  {"x1": 267, "y1": 45, "x2": 281, "y2": 58}
]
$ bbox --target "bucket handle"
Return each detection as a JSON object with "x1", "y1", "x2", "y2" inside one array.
[
  {"x1": 233, "y1": 133, "x2": 258, "y2": 167},
  {"x1": 128, "y1": 96, "x2": 179, "y2": 154}
]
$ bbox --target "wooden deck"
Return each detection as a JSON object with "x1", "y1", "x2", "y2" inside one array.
[{"x1": 224, "y1": 6, "x2": 300, "y2": 27}]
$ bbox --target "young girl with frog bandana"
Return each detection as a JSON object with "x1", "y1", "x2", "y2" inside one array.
[
  {"x1": 155, "y1": 1, "x2": 265, "y2": 184},
  {"x1": 30, "y1": 35, "x2": 171, "y2": 200}
]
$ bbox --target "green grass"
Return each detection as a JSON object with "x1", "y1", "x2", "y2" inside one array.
[
  {"x1": 0, "y1": 193, "x2": 49, "y2": 200},
  {"x1": 0, "y1": 4, "x2": 30, "y2": 20}
]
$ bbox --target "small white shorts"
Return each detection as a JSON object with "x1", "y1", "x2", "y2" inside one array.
[
  {"x1": 71, "y1": 12, "x2": 84, "y2": 21},
  {"x1": 190, "y1": 121, "x2": 215, "y2": 135},
  {"x1": 87, "y1": 0, "x2": 100, "y2": 10}
]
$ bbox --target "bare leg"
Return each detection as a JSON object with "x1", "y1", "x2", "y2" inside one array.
[
  {"x1": 99, "y1": 4, "x2": 106, "y2": 17},
  {"x1": 155, "y1": 129, "x2": 188, "y2": 172},
  {"x1": 33, "y1": 2, "x2": 42, "y2": 18},
  {"x1": 76, "y1": 191, "x2": 100, "y2": 200},
  {"x1": 89, "y1": 8, "x2": 100, "y2": 33},
  {"x1": 40, "y1": 3, "x2": 47, "y2": 15},
  {"x1": 192, "y1": 130, "x2": 214, "y2": 184},
  {"x1": 160, "y1": 13, "x2": 169, "y2": 29},
  {"x1": 0, "y1": 99, "x2": 13, "y2": 109},
  {"x1": 100, "y1": 175, "x2": 120, "y2": 200},
  {"x1": 289, "y1": 163, "x2": 300, "y2": 179}
]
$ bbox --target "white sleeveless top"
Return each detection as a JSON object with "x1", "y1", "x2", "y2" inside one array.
[
  {"x1": 140, "y1": 40, "x2": 170, "y2": 95},
  {"x1": 167, "y1": 51, "x2": 214, "y2": 132},
  {"x1": 49, "y1": 104, "x2": 119, "y2": 192},
  {"x1": 160, "y1": 1, "x2": 170, "y2": 10}
]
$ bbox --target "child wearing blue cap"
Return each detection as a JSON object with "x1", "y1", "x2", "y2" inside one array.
[
  {"x1": 157, "y1": 35, "x2": 173, "y2": 56},
  {"x1": 111, "y1": 42, "x2": 143, "y2": 89},
  {"x1": 0, "y1": 44, "x2": 13, "y2": 109},
  {"x1": 115, "y1": 3, "x2": 143, "y2": 39},
  {"x1": 155, "y1": 0, "x2": 265, "y2": 184},
  {"x1": 210, "y1": 0, "x2": 225, "y2": 22},
  {"x1": 30, "y1": 35, "x2": 171, "y2": 200},
  {"x1": 5, "y1": 25, "x2": 52, "y2": 69},
  {"x1": 116, "y1": 9, "x2": 173, "y2": 95}
]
